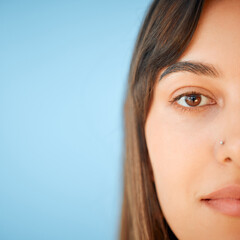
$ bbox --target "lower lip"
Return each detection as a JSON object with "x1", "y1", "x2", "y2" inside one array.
[{"x1": 202, "y1": 199, "x2": 240, "y2": 217}]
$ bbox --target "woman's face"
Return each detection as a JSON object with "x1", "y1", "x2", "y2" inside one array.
[{"x1": 145, "y1": 0, "x2": 240, "y2": 239}]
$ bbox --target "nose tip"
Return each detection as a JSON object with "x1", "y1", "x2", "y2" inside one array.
[
  {"x1": 218, "y1": 138, "x2": 240, "y2": 168},
  {"x1": 216, "y1": 105, "x2": 240, "y2": 167}
]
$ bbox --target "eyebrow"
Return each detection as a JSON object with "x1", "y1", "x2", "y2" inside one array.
[{"x1": 159, "y1": 61, "x2": 220, "y2": 81}]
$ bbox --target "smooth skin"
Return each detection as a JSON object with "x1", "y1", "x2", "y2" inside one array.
[{"x1": 145, "y1": 0, "x2": 240, "y2": 239}]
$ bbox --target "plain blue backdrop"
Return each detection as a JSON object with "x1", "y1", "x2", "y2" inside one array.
[{"x1": 0, "y1": 0, "x2": 152, "y2": 239}]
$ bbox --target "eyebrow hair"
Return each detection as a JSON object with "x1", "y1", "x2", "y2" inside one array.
[{"x1": 159, "y1": 61, "x2": 220, "y2": 81}]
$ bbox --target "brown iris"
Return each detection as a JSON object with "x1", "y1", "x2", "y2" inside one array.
[{"x1": 185, "y1": 94, "x2": 201, "y2": 107}]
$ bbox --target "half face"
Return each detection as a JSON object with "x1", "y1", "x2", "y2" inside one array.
[{"x1": 145, "y1": 0, "x2": 240, "y2": 239}]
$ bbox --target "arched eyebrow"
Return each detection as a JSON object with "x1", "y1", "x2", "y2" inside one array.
[{"x1": 159, "y1": 61, "x2": 220, "y2": 81}]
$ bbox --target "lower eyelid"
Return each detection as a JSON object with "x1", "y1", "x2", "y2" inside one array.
[
  {"x1": 173, "y1": 102, "x2": 215, "y2": 113},
  {"x1": 170, "y1": 104, "x2": 215, "y2": 117}
]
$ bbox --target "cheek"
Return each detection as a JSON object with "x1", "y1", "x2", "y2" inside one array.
[
  {"x1": 145, "y1": 107, "x2": 208, "y2": 196},
  {"x1": 145, "y1": 114, "x2": 193, "y2": 204},
  {"x1": 144, "y1": 105, "x2": 212, "y2": 236}
]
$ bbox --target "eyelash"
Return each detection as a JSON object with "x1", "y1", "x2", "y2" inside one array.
[{"x1": 168, "y1": 90, "x2": 215, "y2": 113}]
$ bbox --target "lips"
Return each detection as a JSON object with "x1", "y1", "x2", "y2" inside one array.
[
  {"x1": 201, "y1": 184, "x2": 240, "y2": 217},
  {"x1": 202, "y1": 185, "x2": 240, "y2": 200}
]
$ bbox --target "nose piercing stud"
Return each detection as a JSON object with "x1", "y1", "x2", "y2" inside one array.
[{"x1": 220, "y1": 140, "x2": 224, "y2": 145}]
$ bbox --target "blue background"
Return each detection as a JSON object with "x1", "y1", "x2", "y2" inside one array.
[{"x1": 0, "y1": 0, "x2": 152, "y2": 240}]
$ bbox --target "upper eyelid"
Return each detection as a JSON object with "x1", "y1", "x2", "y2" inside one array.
[
  {"x1": 174, "y1": 92, "x2": 211, "y2": 101},
  {"x1": 169, "y1": 86, "x2": 216, "y2": 100}
]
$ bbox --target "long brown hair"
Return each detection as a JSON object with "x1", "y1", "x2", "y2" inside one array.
[{"x1": 119, "y1": 1, "x2": 206, "y2": 239}]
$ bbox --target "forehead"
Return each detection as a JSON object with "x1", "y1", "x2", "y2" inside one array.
[{"x1": 178, "y1": 0, "x2": 240, "y2": 79}]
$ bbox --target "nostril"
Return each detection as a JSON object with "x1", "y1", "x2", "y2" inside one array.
[{"x1": 224, "y1": 157, "x2": 232, "y2": 162}]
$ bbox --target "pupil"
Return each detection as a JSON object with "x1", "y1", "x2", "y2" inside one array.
[{"x1": 190, "y1": 95, "x2": 197, "y2": 102}]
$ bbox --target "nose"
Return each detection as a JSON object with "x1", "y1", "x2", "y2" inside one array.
[
  {"x1": 217, "y1": 105, "x2": 240, "y2": 168},
  {"x1": 221, "y1": 138, "x2": 240, "y2": 168}
]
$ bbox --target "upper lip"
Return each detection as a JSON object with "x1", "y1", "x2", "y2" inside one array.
[{"x1": 201, "y1": 184, "x2": 240, "y2": 200}]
